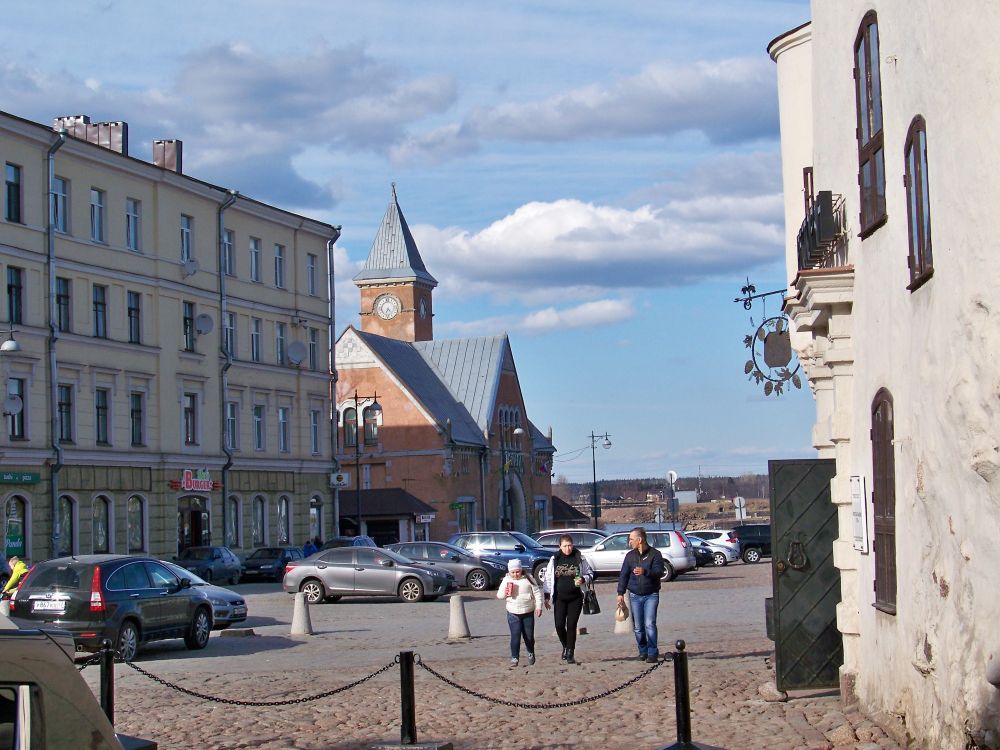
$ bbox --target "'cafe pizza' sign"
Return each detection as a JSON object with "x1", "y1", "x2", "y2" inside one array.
[{"x1": 168, "y1": 469, "x2": 221, "y2": 492}]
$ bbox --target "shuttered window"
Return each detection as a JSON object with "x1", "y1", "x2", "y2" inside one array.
[{"x1": 870, "y1": 389, "x2": 897, "y2": 613}]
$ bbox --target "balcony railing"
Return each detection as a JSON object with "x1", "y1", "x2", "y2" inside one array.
[{"x1": 797, "y1": 191, "x2": 849, "y2": 271}]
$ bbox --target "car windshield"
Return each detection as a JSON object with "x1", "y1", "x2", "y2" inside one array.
[
  {"x1": 164, "y1": 562, "x2": 207, "y2": 586},
  {"x1": 248, "y1": 548, "x2": 284, "y2": 559},
  {"x1": 179, "y1": 548, "x2": 213, "y2": 560},
  {"x1": 510, "y1": 532, "x2": 543, "y2": 549}
]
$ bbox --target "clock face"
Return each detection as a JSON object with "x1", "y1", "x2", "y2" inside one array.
[{"x1": 374, "y1": 294, "x2": 401, "y2": 320}]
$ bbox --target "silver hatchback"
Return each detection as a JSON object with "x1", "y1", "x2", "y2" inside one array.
[
  {"x1": 283, "y1": 547, "x2": 456, "y2": 604},
  {"x1": 584, "y1": 530, "x2": 697, "y2": 581}
]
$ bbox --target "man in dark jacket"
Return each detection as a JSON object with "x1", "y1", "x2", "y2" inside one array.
[{"x1": 616, "y1": 527, "x2": 665, "y2": 662}]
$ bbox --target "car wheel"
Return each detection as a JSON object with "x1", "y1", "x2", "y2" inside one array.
[
  {"x1": 660, "y1": 561, "x2": 676, "y2": 582},
  {"x1": 398, "y1": 578, "x2": 424, "y2": 603},
  {"x1": 466, "y1": 569, "x2": 489, "y2": 591},
  {"x1": 185, "y1": 607, "x2": 212, "y2": 650},
  {"x1": 712, "y1": 551, "x2": 728, "y2": 567},
  {"x1": 300, "y1": 579, "x2": 325, "y2": 604},
  {"x1": 531, "y1": 562, "x2": 547, "y2": 581},
  {"x1": 743, "y1": 547, "x2": 762, "y2": 564},
  {"x1": 116, "y1": 621, "x2": 139, "y2": 663}
]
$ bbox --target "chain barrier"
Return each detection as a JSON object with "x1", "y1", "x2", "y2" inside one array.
[
  {"x1": 417, "y1": 654, "x2": 667, "y2": 710},
  {"x1": 122, "y1": 658, "x2": 397, "y2": 707},
  {"x1": 77, "y1": 652, "x2": 104, "y2": 672}
]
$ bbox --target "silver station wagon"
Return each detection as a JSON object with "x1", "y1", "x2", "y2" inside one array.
[{"x1": 282, "y1": 546, "x2": 456, "y2": 604}]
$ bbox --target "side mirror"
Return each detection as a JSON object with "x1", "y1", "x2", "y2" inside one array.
[
  {"x1": 179, "y1": 578, "x2": 192, "y2": 589},
  {"x1": 379, "y1": 559, "x2": 393, "y2": 567},
  {"x1": 450, "y1": 555, "x2": 461, "y2": 562},
  {"x1": 594, "y1": 544, "x2": 605, "y2": 551},
  {"x1": 213, "y1": 553, "x2": 222, "y2": 560},
  {"x1": 514, "y1": 544, "x2": 525, "y2": 552}
]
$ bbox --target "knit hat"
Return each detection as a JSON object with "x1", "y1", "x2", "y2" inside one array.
[{"x1": 507, "y1": 559, "x2": 523, "y2": 572}]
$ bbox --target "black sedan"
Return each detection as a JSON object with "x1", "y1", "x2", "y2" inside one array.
[{"x1": 241, "y1": 546, "x2": 305, "y2": 582}]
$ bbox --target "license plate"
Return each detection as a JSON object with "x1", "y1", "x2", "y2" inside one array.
[
  {"x1": 32, "y1": 600, "x2": 65, "y2": 612},
  {"x1": 233, "y1": 606, "x2": 247, "y2": 616}
]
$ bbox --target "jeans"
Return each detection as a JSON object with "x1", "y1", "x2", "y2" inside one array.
[
  {"x1": 629, "y1": 591, "x2": 660, "y2": 658},
  {"x1": 507, "y1": 611, "x2": 536, "y2": 658},
  {"x1": 553, "y1": 593, "x2": 583, "y2": 651}
]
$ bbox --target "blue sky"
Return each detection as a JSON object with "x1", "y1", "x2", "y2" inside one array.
[{"x1": 4, "y1": 0, "x2": 815, "y2": 482}]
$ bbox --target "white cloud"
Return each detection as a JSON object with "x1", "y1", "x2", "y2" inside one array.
[{"x1": 436, "y1": 297, "x2": 634, "y2": 338}]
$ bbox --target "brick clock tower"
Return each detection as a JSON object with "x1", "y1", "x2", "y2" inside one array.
[{"x1": 354, "y1": 185, "x2": 437, "y2": 342}]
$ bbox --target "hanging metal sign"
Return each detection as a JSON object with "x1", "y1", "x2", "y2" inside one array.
[{"x1": 734, "y1": 278, "x2": 803, "y2": 397}]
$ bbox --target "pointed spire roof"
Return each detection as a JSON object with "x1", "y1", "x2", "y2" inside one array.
[{"x1": 353, "y1": 184, "x2": 438, "y2": 287}]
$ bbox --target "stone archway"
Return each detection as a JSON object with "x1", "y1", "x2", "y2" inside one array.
[{"x1": 498, "y1": 475, "x2": 527, "y2": 532}]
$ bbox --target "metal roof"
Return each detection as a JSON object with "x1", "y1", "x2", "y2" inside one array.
[
  {"x1": 353, "y1": 488, "x2": 437, "y2": 517},
  {"x1": 353, "y1": 184, "x2": 438, "y2": 286}
]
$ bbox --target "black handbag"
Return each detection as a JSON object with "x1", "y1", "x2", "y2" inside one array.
[{"x1": 582, "y1": 588, "x2": 600, "y2": 615}]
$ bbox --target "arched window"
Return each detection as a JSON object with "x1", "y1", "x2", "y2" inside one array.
[
  {"x1": 226, "y1": 495, "x2": 241, "y2": 548},
  {"x1": 363, "y1": 406, "x2": 379, "y2": 445},
  {"x1": 309, "y1": 496, "x2": 322, "y2": 542},
  {"x1": 4, "y1": 496, "x2": 27, "y2": 558},
  {"x1": 92, "y1": 496, "x2": 111, "y2": 553},
  {"x1": 127, "y1": 495, "x2": 145, "y2": 553},
  {"x1": 57, "y1": 495, "x2": 75, "y2": 557},
  {"x1": 252, "y1": 495, "x2": 266, "y2": 546},
  {"x1": 871, "y1": 389, "x2": 897, "y2": 613},
  {"x1": 904, "y1": 116, "x2": 933, "y2": 288},
  {"x1": 343, "y1": 407, "x2": 358, "y2": 448},
  {"x1": 277, "y1": 496, "x2": 290, "y2": 545},
  {"x1": 854, "y1": 11, "x2": 887, "y2": 235}
]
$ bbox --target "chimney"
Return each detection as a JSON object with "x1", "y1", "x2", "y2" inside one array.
[
  {"x1": 153, "y1": 139, "x2": 183, "y2": 174},
  {"x1": 53, "y1": 115, "x2": 128, "y2": 155}
]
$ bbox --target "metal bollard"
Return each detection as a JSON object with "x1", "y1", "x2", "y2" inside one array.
[
  {"x1": 656, "y1": 640, "x2": 725, "y2": 750},
  {"x1": 100, "y1": 638, "x2": 115, "y2": 724},
  {"x1": 400, "y1": 650, "x2": 417, "y2": 745}
]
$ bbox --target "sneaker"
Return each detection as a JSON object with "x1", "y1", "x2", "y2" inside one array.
[
  {"x1": 509, "y1": 657, "x2": 519, "y2": 668},
  {"x1": 527, "y1": 652, "x2": 535, "y2": 666},
  {"x1": 637, "y1": 654, "x2": 647, "y2": 662},
  {"x1": 647, "y1": 654, "x2": 659, "y2": 663}
]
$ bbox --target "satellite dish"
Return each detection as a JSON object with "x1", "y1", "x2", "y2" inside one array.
[
  {"x1": 182, "y1": 259, "x2": 200, "y2": 277},
  {"x1": 194, "y1": 314, "x2": 214, "y2": 335},
  {"x1": 287, "y1": 341, "x2": 306, "y2": 365},
  {"x1": 2, "y1": 395, "x2": 22, "y2": 416}
]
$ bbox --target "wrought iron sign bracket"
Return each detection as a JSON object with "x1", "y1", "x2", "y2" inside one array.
[{"x1": 733, "y1": 278, "x2": 786, "y2": 311}]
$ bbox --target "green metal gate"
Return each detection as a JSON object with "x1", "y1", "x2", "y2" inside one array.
[{"x1": 769, "y1": 458, "x2": 842, "y2": 691}]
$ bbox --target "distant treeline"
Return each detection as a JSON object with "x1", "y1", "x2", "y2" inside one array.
[{"x1": 553, "y1": 474, "x2": 769, "y2": 504}]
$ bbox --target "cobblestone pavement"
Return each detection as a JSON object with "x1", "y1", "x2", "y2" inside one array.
[{"x1": 78, "y1": 564, "x2": 906, "y2": 750}]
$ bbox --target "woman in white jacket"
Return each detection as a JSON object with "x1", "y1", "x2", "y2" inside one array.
[{"x1": 496, "y1": 558, "x2": 543, "y2": 667}]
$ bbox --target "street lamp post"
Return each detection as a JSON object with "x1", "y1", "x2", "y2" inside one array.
[
  {"x1": 589, "y1": 432, "x2": 612, "y2": 521},
  {"x1": 498, "y1": 425, "x2": 525, "y2": 530},
  {"x1": 350, "y1": 390, "x2": 381, "y2": 536}
]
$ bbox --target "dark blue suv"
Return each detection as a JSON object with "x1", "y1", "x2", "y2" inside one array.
[{"x1": 446, "y1": 532, "x2": 554, "y2": 580}]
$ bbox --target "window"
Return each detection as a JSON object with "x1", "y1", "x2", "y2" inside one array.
[
  {"x1": 92, "y1": 496, "x2": 110, "y2": 553},
  {"x1": 278, "y1": 406, "x2": 290, "y2": 452},
  {"x1": 223, "y1": 229, "x2": 235, "y2": 276},
  {"x1": 92, "y1": 285, "x2": 107, "y2": 338},
  {"x1": 250, "y1": 318, "x2": 262, "y2": 361},
  {"x1": 180, "y1": 214, "x2": 193, "y2": 261},
  {"x1": 871, "y1": 389, "x2": 897, "y2": 613},
  {"x1": 274, "y1": 244, "x2": 285, "y2": 288},
  {"x1": 182, "y1": 301, "x2": 195, "y2": 351},
  {"x1": 130, "y1": 392, "x2": 144, "y2": 446},
  {"x1": 904, "y1": 116, "x2": 933, "y2": 287},
  {"x1": 307, "y1": 253, "x2": 317, "y2": 295},
  {"x1": 277, "y1": 496, "x2": 290, "y2": 545},
  {"x1": 224, "y1": 311, "x2": 236, "y2": 356},
  {"x1": 343, "y1": 407, "x2": 357, "y2": 448},
  {"x1": 52, "y1": 177, "x2": 68, "y2": 233},
  {"x1": 308, "y1": 328, "x2": 319, "y2": 370},
  {"x1": 125, "y1": 198, "x2": 141, "y2": 251},
  {"x1": 249, "y1": 237, "x2": 261, "y2": 282},
  {"x1": 127, "y1": 495, "x2": 145, "y2": 552},
  {"x1": 253, "y1": 404, "x2": 265, "y2": 450},
  {"x1": 6, "y1": 267, "x2": 22, "y2": 325},
  {"x1": 95, "y1": 388, "x2": 110, "y2": 445},
  {"x1": 310, "y1": 409, "x2": 320, "y2": 454},
  {"x1": 57, "y1": 384, "x2": 73, "y2": 442},
  {"x1": 90, "y1": 188, "x2": 105, "y2": 242},
  {"x1": 183, "y1": 392, "x2": 198, "y2": 445},
  {"x1": 275, "y1": 322, "x2": 286, "y2": 365},
  {"x1": 225, "y1": 401, "x2": 239, "y2": 450},
  {"x1": 226, "y1": 496, "x2": 240, "y2": 547},
  {"x1": 57, "y1": 495, "x2": 75, "y2": 556},
  {"x1": 7, "y1": 378, "x2": 25, "y2": 439},
  {"x1": 5, "y1": 163, "x2": 21, "y2": 223},
  {"x1": 854, "y1": 12, "x2": 887, "y2": 235},
  {"x1": 56, "y1": 277, "x2": 71, "y2": 332},
  {"x1": 4, "y1": 497, "x2": 26, "y2": 557},
  {"x1": 252, "y1": 495, "x2": 266, "y2": 546},
  {"x1": 363, "y1": 405, "x2": 379, "y2": 445},
  {"x1": 127, "y1": 291, "x2": 141, "y2": 344}
]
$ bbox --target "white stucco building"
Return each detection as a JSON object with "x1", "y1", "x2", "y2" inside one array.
[{"x1": 769, "y1": 3, "x2": 1000, "y2": 747}]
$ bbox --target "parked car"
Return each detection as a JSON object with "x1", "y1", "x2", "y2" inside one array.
[
  {"x1": 731, "y1": 524, "x2": 772, "y2": 563},
  {"x1": 163, "y1": 561, "x2": 247, "y2": 630},
  {"x1": 173, "y1": 545, "x2": 242, "y2": 584},
  {"x1": 685, "y1": 535, "x2": 716, "y2": 567},
  {"x1": 319, "y1": 535, "x2": 378, "y2": 551},
  {"x1": 584, "y1": 530, "x2": 697, "y2": 581},
  {"x1": 446, "y1": 532, "x2": 555, "y2": 579},
  {"x1": 9, "y1": 554, "x2": 214, "y2": 662},
  {"x1": 385, "y1": 541, "x2": 506, "y2": 591},
  {"x1": 283, "y1": 546, "x2": 456, "y2": 604},
  {"x1": 532, "y1": 529, "x2": 607, "y2": 551},
  {"x1": 687, "y1": 529, "x2": 742, "y2": 566},
  {"x1": 241, "y1": 546, "x2": 305, "y2": 582}
]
